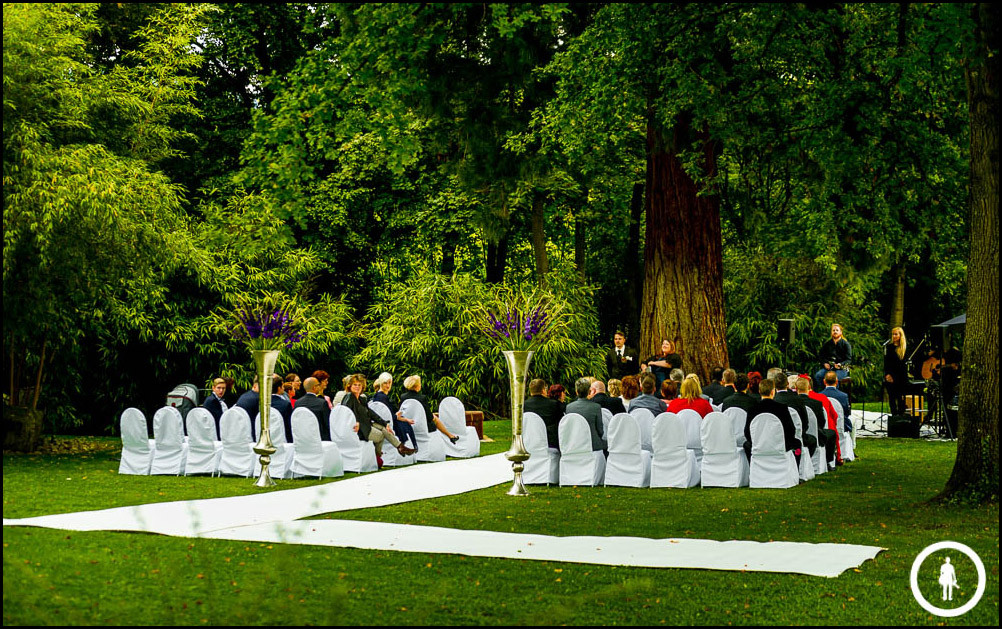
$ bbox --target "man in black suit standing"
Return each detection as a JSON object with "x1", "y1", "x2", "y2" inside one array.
[
  {"x1": 743, "y1": 378, "x2": 799, "y2": 463},
  {"x1": 524, "y1": 378, "x2": 564, "y2": 450},
  {"x1": 588, "y1": 380, "x2": 627, "y2": 415},
  {"x1": 605, "y1": 331, "x2": 640, "y2": 380},
  {"x1": 565, "y1": 378, "x2": 607, "y2": 453},
  {"x1": 722, "y1": 373, "x2": 756, "y2": 413},
  {"x1": 296, "y1": 377, "x2": 332, "y2": 441}
]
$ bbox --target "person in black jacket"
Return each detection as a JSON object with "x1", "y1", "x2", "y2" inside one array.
[
  {"x1": 744, "y1": 378, "x2": 799, "y2": 463},
  {"x1": 296, "y1": 377, "x2": 332, "y2": 441},
  {"x1": 883, "y1": 327, "x2": 909, "y2": 416},
  {"x1": 341, "y1": 374, "x2": 415, "y2": 466},
  {"x1": 202, "y1": 378, "x2": 228, "y2": 440},
  {"x1": 524, "y1": 378, "x2": 564, "y2": 449},
  {"x1": 399, "y1": 375, "x2": 459, "y2": 443}
]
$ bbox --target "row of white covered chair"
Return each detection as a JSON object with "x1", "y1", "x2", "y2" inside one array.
[
  {"x1": 119, "y1": 395, "x2": 480, "y2": 478},
  {"x1": 523, "y1": 407, "x2": 832, "y2": 489}
]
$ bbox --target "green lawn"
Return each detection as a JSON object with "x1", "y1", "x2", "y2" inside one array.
[{"x1": 3, "y1": 424, "x2": 998, "y2": 626}]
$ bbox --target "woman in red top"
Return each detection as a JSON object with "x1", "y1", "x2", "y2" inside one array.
[{"x1": 666, "y1": 374, "x2": 714, "y2": 417}]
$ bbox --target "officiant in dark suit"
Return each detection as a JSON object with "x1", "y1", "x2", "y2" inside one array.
[{"x1": 605, "y1": 331, "x2": 640, "y2": 380}]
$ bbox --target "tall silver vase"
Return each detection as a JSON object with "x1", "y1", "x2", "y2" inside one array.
[
  {"x1": 503, "y1": 350, "x2": 533, "y2": 496},
  {"x1": 252, "y1": 349, "x2": 280, "y2": 488}
]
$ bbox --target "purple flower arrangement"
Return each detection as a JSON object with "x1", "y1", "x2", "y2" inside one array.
[
  {"x1": 482, "y1": 303, "x2": 555, "y2": 352},
  {"x1": 229, "y1": 297, "x2": 306, "y2": 351}
]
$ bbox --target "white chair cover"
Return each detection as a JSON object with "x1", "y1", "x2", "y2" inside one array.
[
  {"x1": 787, "y1": 408, "x2": 813, "y2": 482},
  {"x1": 330, "y1": 405, "x2": 378, "y2": 473},
  {"x1": 254, "y1": 408, "x2": 293, "y2": 479},
  {"x1": 677, "y1": 408, "x2": 704, "y2": 465},
  {"x1": 522, "y1": 412, "x2": 559, "y2": 485},
  {"x1": 557, "y1": 413, "x2": 606, "y2": 486},
  {"x1": 805, "y1": 407, "x2": 826, "y2": 475},
  {"x1": 699, "y1": 411, "x2": 749, "y2": 488},
  {"x1": 749, "y1": 413, "x2": 799, "y2": 488},
  {"x1": 118, "y1": 408, "x2": 154, "y2": 475},
  {"x1": 150, "y1": 406, "x2": 187, "y2": 476},
  {"x1": 368, "y1": 401, "x2": 415, "y2": 466},
  {"x1": 400, "y1": 399, "x2": 446, "y2": 462},
  {"x1": 724, "y1": 406, "x2": 747, "y2": 447},
  {"x1": 604, "y1": 413, "x2": 651, "y2": 488},
  {"x1": 218, "y1": 407, "x2": 255, "y2": 477},
  {"x1": 629, "y1": 408, "x2": 655, "y2": 452},
  {"x1": 650, "y1": 412, "x2": 699, "y2": 488},
  {"x1": 601, "y1": 408, "x2": 613, "y2": 441},
  {"x1": 184, "y1": 408, "x2": 222, "y2": 476},
  {"x1": 288, "y1": 407, "x2": 343, "y2": 478},
  {"x1": 834, "y1": 402, "x2": 854, "y2": 461},
  {"x1": 438, "y1": 397, "x2": 480, "y2": 458}
]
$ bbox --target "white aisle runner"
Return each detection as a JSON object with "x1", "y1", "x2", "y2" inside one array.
[{"x1": 3, "y1": 453, "x2": 882, "y2": 577}]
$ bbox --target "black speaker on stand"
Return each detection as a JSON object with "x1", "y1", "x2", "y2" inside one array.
[{"x1": 778, "y1": 319, "x2": 794, "y2": 371}]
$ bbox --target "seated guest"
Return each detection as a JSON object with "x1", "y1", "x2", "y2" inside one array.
[
  {"x1": 821, "y1": 370, "x2": 851, "y2": 432},
  {"x1": 341, "y1": 374, "x2": 415, "y2": 467},
  {"x1": 589, "y1": 380, "x2": 627, "y2": 415},
  {"x1": 524, "y1": 378, "x2": 563, "y2": 449},
  {"x1": 620, "y1": 375, "x2": 641, "y2": 409},
  {"x1": 284, "y1": 373, "x2": 302, "y2": 401},
  {"x1": 746, "y1": 371, "x2": 763, "y2": 401},
  {"x1": 743, "y1": 378, "x2": 799, "y2": 463},
  {"x1": 282, "y1": 382, "x2": 296, "y2": 403},
  {"x1": 203, "y1": 377, "x2": 229, "y2": 439},
  {"x1": 331, "y1": 375, "x2": 351, "y2": 407},
  {"x1": 607, "y1": 379, "x2": 623, "y2": 402},
  {"x1": 269, "y1": 374, "x2": 294, "y2": 443},
  {"x1": 796, "y1": 376, "x2": 837, "y2": 469},
  {"x1": 297, "y1": 377, "x2": 332, "y2": 441},
  {"x1": 667, "y1": 374, "x2": 715, "y2": 417},
  {"x1": 660, "y1": 379, "x2": 679, "y2": 401},
  {"x1": 399, "y1": 375, "x2": 460, "y2": 444},
  {"x1": 701, "y1": 367, "x2": 726, "y2": 403},
  {"x1": 722, "y1": 373, "x2": 756, "y2": 412},
  {"x1": 310, "y1": 370, "x2": 333, "y2": 409},
  {"x1": 772, "y1": 369, "x2": 815, "y2": 457},
  {"x1": 548, "y1": 383, "x2": 567, "y2": 407},
  {"x1": 628, "y1": 373, "x2": 668, "y2": 415},
  {"x1": 222, "y1": 376, "x2": 238, "y2": 408},
  {"x1": 642, "y1": 339, "x2": 682, "y2": 391},
  {"x1": 565, "y1": 377, "x2": 606, "y2": 452},
  {"x1": 372, "y1": 372, "x2": 417, "y2": 451},
  {"x1": 711, "y1": 368, "x2": 737, "y2": 405},
  {"x1": 670, "y1": 368, "x2": 685, "y2": 384},
  {"x1": 234, "y1": 375, "x2": 261, "y2": 441}
]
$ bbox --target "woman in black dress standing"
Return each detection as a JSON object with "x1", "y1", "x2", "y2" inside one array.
[{"x1": 883, "y1": 326, "x2": 909, "y2": 416}]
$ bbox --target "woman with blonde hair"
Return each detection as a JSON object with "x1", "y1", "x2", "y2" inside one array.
[
  {"x1": 340, "y1": 373, "x2": 415, "y2": 467},
  {"x1": 666, "y1": 373, "x2": 714, "y2": 417},
  {"x1": 883, "y1": 326, "x2": 909, "y2": 416},
  {"x1": 607, "y1": 379, "x2": 623, "y2": 401}
]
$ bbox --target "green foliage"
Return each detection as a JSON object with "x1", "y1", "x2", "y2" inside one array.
[{"x1": 352, "y1": 269, "x2": 605, "y2": 417}]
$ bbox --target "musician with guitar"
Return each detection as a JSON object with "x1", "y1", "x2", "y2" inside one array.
[
  {"x1": 883, "y1": 327, "x2": 909, "y2": 416},
  {"x1": 813, "y1": 323, "x2": 852, "y2": 391}
]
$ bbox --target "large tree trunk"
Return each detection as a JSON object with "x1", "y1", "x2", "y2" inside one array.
[
  {"x1": 640, "y1": 116, "x2": 728, "y2": 384},
  {"x1": 624, "y1": 182, "x2": 644, "y2": 340},
  {"x1": 485, "y1": 234, "x2": 509, "y2": 284},
  {"x1": 530, "y1": 194, "x2": 550, "y2": 288},
  {"x1": 889, "y1": 260, "x2": 906, "y2": 329},
  {"x1": 941, "y1": 2, "x2": 999, "y2": 503}
]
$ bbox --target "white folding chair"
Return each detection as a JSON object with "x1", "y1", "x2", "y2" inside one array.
[
  {"x1": 650, "y1": 412, "x2": 699, "y2": 488},
  {"x1": 218, "y1": 407, "x2": 256, "y2": 477},
  {"x1": 118, "y1": 408, "x2": 154, "y2": 475},
  {"x1": 184, "y1": 408, "x2": 222, "y2": 476},
  {"x1": 368, "y1": 400, "x2": 415, "y2": 466},
  {"x1": 557, "y1": 413, "x2": 606, "y2": 486},
  {"x1": 805, "y1": 407, "x2": 826, "y2": 475},
  {"x1": 522, "y1": 412, "x2": 559, "y2": 485},
  {"x1": 438, "y1": 397, "x2": 480, "y2": 458},
  {"x1": 150, "y1": 406, "x2": 188, "y2": 476},
  {"x1": 330, "y1": 405, "x2": 378, "y2": 473},
  {"x1": 289, "y1": 407, "x2": 343, "y2": 479},
  {"x1": 834, "y1": 402, "x2": 855, "y2": 461},
  {"x1": 629, "y1": 408, "x2": 655, "y2": 453},
  {"x1": 677, "y1": 408, "x2": 704, "y2": 465},
  {"x1": 400, "y1": 398, "x2": 446, "y2": 462},
  {"x1": 699, "y1": 411, "x2": 749, "y2": 488},
  {"x1": 254, "y1": 408, "x2": 293, "y2": 479},
  {"x1": 749, "y1": 413, "x2": 799, "y2": 488},
  {"x1": 724, "y1": 406, "x2": 747, "y2": 447},
  {"x1": 604, "y1": 413, "x2": 651, "y2": 488}
]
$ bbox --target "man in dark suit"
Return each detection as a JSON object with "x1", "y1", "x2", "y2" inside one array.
[
  {"x1": 234, "y1": 376, "x2": 260, "y2": 442},
  {"x1": 701, "y1": 367, "x2": 726, "y2": 403},
  {"x1": 712, "y1": 369, "x2": 738, "y2": 405},
  {"x1": 296, "y1": 377, "x2": 332, "y2": 441},
  {"x1": 796, "y1": 376, "x2": 836, "y2": 469},
  {"x1": 202, "y1": 377, "x2": 228, "y2": 439},
  {"x1": 743, "y1": 378, "x2": 799, "y2": 463},
  {"x1": 524, "y1": 378, "x2": 564, "y2": 450},
  {"x1": 268, "y1": 374, "x2": 294, "y2": 443},
  {"x1": 605, "y1": 331, "x2": 640, "y2": 380},
  {"x1": 821, "y1": 371, "x2": 851, "y2": 431},
  {"x1": 565, "y1": 378, "x2": 606, "y2": 452},
  {"x1": 722, "y1": 373, "x2": 756, "y2": 412},
  {"x1": 772, "y1": 370, "x2": 816, "y2": 457},
  {"x1": 589, "y1": 380, "x2": 626, "y2": 415}
]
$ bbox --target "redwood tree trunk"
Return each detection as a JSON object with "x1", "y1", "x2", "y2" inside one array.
[
  {"x1": 941, "y1": 2, "x2": 999, "y2": 502},
  {"x1": 485, "y1": 234, "x2": 509, "y2": 284},
  {"x1": 531, "y1": 194, "x2": 550, "y2": 288},
  {"x1": 890, "y1": 261, "x2": 906, "y2": 329},
  {"x1": 640, "y1": 117, "x2": 728, "y2": 384},
  {"x1": 624, "y1": 182, "x2": 644, "y2": 339}
]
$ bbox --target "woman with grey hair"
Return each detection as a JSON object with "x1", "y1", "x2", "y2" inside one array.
[
  {"x1": 372, "y1": 372, "x2": 418, "y2": 451},
  {"x1": 399, "y1": 375, "x2": 460, "y2": 443}
]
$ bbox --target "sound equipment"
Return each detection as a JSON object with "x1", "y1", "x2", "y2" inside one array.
[
  {"x1": 930, "y1": 324, "x2": 950, "y2": 353},
  {"x1": 888, "y1": 414, "x2": 920, "y2": 438},
  {"x1": 778, "y1": 319, "x2": 794, "y2": 346}
]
